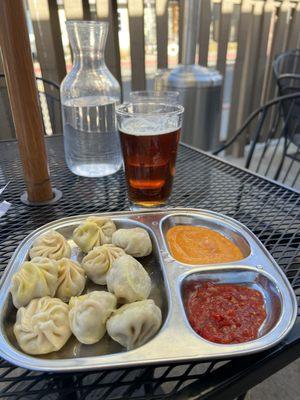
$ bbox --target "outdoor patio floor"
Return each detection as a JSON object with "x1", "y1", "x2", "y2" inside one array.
[
  {"x1": 247, "y1": 358, "x2": 300, "y2": 400},
  {"x1": 222, "y1": 139, "x2": 299, "y2": 191}
]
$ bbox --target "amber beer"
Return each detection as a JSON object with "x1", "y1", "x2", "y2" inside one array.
[
  {"x1": 116, "y1": 102, "x2": 184, "y2": 207},
  {"x1": 119, "y1": 127, "x2": 180, "y2": 206}
]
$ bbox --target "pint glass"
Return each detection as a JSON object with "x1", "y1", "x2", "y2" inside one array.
[{"x1": 116, "y1": 102, "x2": 184, "y2": 207}]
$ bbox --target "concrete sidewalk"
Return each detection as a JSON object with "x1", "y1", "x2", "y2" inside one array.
[{"x1": 247, "y1": 358, "x2": 300, "y2": 399}]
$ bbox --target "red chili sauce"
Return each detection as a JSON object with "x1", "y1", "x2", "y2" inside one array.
[{"x1": 186, "y1": 282, "x2": 266, "y2": 344}]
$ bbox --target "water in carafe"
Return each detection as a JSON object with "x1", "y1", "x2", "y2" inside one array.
[
  {"x1": 61, "y1": 21, "x2": 122, "y2": 177},
  {"x1": 63, "y1": 96, "x2": 122, "y2": 177}
]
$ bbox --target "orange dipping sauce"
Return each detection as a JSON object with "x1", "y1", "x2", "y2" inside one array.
[{"x1": 166, "y1": 225, "x2": 244, "y2": 265}]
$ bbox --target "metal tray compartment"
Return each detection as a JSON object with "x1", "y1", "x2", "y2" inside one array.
[
  {"x1": 160, "y1": 213, "x2": 251, "y2": 264},
  {"x1": 0, "y1": 208, "x2": 297, "y2": 372},
  {"x1": 180, "y1": 268, "x2": 283, "y2": 341},
  {"x1": 1, "y1": 218, "x2": 169, "y2": 361}
]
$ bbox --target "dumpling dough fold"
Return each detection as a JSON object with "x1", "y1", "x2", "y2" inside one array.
[
  {"x1": 73, "y1": 217, "x2": 116, "y2": 253},
  {"x1": 56, "y1": 258, "x2": 86, "y2": 301},
  {"x1": 106, "y1": 299, "x2": 162, "y2": 350},
  {"x1": 82, "y1": 244, "x2": 125, "y2": 285},
  {"x1": 10, "y1": 257, "x2": 59, "y2": 309},
  {"x1": 106, "y1": 255, "x2": 151, "y2": 303},
  {"x1": 29, "y1": 230, "x2": 71, "y2": 260},
  {"x1": 69, "y1": 291, "x2": 117, "y2": 344},
  {"x1": 14, "y1": 296, "x2": 71, "y2": 355},
  {"x1": 112, "y1": 228, "x2": 152, "y2": 257}
]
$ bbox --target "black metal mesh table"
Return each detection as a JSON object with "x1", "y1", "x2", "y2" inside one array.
[{"x1": 0, "y1": 136, "x2": 299, "y2": 400}]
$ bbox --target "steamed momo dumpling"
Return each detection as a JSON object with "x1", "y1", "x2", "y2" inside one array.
[
  {"x1": 29, "y1": 230, "x2": 71, "y2": 260},
  {"x1": 82, "y1": 244, "x2": 126, "y2": 285},
  {"x1": 73, "y1": 217, "x2": 116, "y2": 253},
  {"x1": 106, "y1": 255, "x2": 151, "y2": 303},
  {"x1": 10, "y1": 257, "x2": 59, "y2": 309},
  {"x1": 56, "y1": 258, "x2": 86, "y2": 301},
  {"x1": 14, "y1": 296, "x2": 71, "y2": 355},
  {"x1": 106, "y1": 300, "x2": 162, "y2": 350},
  {"x1": 69, "y1": 291, "x2": 117, "y2": 344},
  {"x1": 112, "y1": 228, "x2": 152, "y2": 257}
]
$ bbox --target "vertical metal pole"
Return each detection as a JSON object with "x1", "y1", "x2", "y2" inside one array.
[{"x1": 181, "y1": 0, "x2": 201, "y2": 65}]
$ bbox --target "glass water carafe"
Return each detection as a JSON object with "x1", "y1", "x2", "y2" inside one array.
[{"x1": 61, "y1": 21, "x2": 122, "y2": 177}]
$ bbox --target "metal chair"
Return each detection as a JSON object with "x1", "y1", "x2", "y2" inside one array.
[
  {"x1": 213, "y1": 93, "x2": 300, "y2": 190},
  {"x1": 273, "y1": 49, "x2": 300, "y2": 152},
  {"x1": 0, "y1": 74, "x2": 62, "y2": 140},
  {"x1": 273, "y1": 49, "x2": 300, "y2": 96}
]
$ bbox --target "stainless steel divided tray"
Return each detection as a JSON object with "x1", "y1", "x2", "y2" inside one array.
[{"x1": 0, "y1": 208, "x2": 297, "y2": 372}]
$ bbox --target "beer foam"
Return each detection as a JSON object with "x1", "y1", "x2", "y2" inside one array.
[{"x1": 121, "y1": 117, "x2": 178, "y2": 136}]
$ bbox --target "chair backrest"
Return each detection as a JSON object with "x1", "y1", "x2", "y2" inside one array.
[
  {"x1": 36, "y1": 77, "x2": 62, "y2": 135},
  {"x1": 273, "y1": 50, "x2": 300, "y2": 150},
  {"x1": 273, "y1": 49, "x2": 300, "y2": 94},
  {"x1": 0, "y1": 74, "x2": 62, "y2": 139},
  {"x1": 214, "y1": 93, "x2": 300, "y2": 190}
]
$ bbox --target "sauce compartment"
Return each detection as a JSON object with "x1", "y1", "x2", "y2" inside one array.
[
  {"x1": 160, "y1": 213, "x2": 251, "y2": 265},
  {"x1": 180, "y1": 268, "x2": 282, "y2": 344},
  {"x1": 3, "y1": 218, "x2": 170, "y2": 360}
]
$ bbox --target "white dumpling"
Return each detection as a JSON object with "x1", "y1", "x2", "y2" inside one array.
[
  {"x1": 111, "y1": 228, "x2": 152, "y2": 257},
  {"x1": 29, "y1": 230, "x2": 71, "y2": 260},
  {"x1": 106, "y1": 255, "x2": 151, "y2": 303},
  {"x1": 55, "y1": 258, "x2": 86, "y2": 301},
  {"x1": 73, "y1": 217, "x2": 116, "y2": 253},
  {"x1": 82, "y1": 244, "x2": 126, "y2": 285},
  {"x1": 14, "y1": 296, "x2": 71, "y2": 355},
  {"x1": 10, "y1": 257, "x2": 59, "y2": 309},
  {"x1": 106, "y1": 299, "x2": 162, "y2": 350},
  {"x1": 69, "y1": 291, "x2": 117, "y2": 344}
]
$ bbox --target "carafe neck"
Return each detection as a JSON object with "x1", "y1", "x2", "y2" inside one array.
[
  {"x1": 72, "y1": 51, "x2": 106, "y2": 69},
  {"x1": 67, "y1": 20, "x2": 108, "y2": 70}
]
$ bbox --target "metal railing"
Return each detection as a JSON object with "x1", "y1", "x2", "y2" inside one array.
[{"x1": 0, "y1": 0, "x2": 299, "y2": 154}]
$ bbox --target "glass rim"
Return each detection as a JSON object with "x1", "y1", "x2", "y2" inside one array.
[
  {"x1": 129, "y1": 90, "x2": 180, "y2": 98},
  {"x1": 66, "y1": 20, "x2": 109, "y2": 28},
  {"x1": 116, "y1": 102, "x2": 184, "y2": 117}
]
